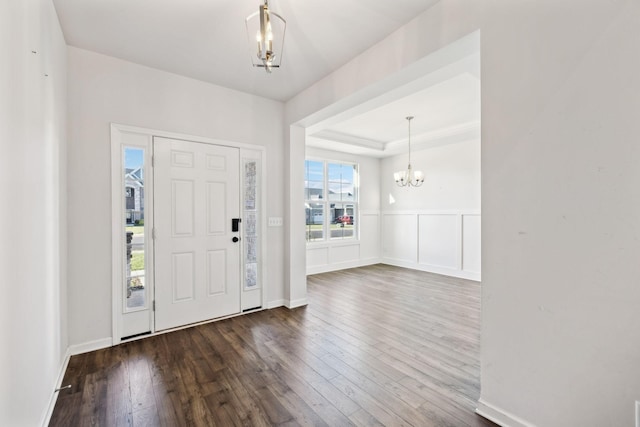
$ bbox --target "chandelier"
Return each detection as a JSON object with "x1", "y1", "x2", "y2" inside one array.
[
  {"x1": 245, "y1": 0, "x2": 286, "y2": 73},
  {"x1": 394, "y1": 116, "x2": 424, "y2": 187}
]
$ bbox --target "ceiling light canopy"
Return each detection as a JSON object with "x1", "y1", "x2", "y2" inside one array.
[
  {"x1": 394, "y1": 116, "x2": 424, "y2": 187},
  {"x1": 245, "y1": 0, "x2": 286, "y2": 73}
]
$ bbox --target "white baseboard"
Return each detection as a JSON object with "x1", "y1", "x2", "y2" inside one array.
[
  {"x1": 267, "y1": 299, "x2": 285, "y2": 309},
  {"x1": 286, "y1": 298, "x2": 308, "y2": 309},
  {"x1": 266, "y1": 298, "x2": 308, "y2": 309},
  {"x1": 41, "y1": 338, "x2": 113, "y2": 426},
  {"x1": 41, "y1": 348, "x2": 72, "y2": 427},
  {"x1": 476, "y1": 398, "x2": 535, "y2": 427},
  {"x1": 68, "y1": 337, "x2": 113, "y2": 356},
  {"x1": 382, "y1": 258, "x2": 481, "y2": 281},
  {"x1": 306, "y1": 258, "x2": 380, "y2": 275}
]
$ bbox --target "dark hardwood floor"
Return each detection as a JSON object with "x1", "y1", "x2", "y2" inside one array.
[{"x1": 50, "y1": 264, "x2": 495, "y2": 426}]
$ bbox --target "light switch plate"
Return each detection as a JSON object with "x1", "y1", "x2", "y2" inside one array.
[{"x1": 268, "y1": 217, "x2": 283, "y2": 227}]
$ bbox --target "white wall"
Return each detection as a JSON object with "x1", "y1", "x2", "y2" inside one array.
[
  {"x1": 286, "y1": 1, "x2": 640, "y2": 426},
  {"x1": 381, "y1": 139, "x2": 480, "y2": 211},
  {"x1": 479, "y1": 1, "x2": 640, "y2": 426},
  {"x1": 380, "y1": 139, "x2": 481, "y2": 280},
  {"x1": 66, "y1": 47, "x2": 285, "y2": 346},
  {"x1": 305, "y1": 147, "x2": 381, "y2": 274},
  {"x1": 0, "y1": 0, "x2": 68, "y2": 425}
]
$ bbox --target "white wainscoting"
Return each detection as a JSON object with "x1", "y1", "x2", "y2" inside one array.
[
  {"x1": 307, "y1": 210, "x2": 480, "y2": 280},
  {"x1": 382, "y1": 213, "x2": 418, "y2": 263},
  {"x1": 462, "y1": 214, "x2": 481, "y2": 275},
  {"x1": 382, "y1": 210, "x2": 481, "y2": 281},
  {"x1": 306, "y1": 211, "x2": 381, "y2": 275}
]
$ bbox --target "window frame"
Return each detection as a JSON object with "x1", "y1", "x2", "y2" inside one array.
[{"x1": 305, "y1": 158, "x2": 359, "y2": 243}]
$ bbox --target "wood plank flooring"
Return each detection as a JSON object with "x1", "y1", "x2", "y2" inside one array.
[{"x1": 50, "y1": 264, "x2": 495, "y2": 426}]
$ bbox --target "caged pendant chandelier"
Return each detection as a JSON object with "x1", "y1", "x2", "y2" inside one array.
[
  {"x1": 245, "y1": 0, "x2": 286, "y2": 73},
  {"x1": 394, "y1": 116, "x2": 425, "y2": 187}
]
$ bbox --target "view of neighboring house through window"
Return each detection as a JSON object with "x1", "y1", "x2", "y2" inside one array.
[
  {"x1": 305, "y1": 159, "x2": 358, "y2": 242},
  {"x1": 124, "y1": 147, "x2": 146, "y2": 310}
]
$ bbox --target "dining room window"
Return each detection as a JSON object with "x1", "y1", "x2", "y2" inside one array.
[{"x1": 305, "y1": 159, "x2": 358, "y2": 242}]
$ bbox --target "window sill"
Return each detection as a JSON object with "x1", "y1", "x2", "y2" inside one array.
[{"x1": 306, "y1": 239, "x2": 360, "y2": 248}]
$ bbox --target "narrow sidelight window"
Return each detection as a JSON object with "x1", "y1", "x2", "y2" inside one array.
[{"x1": 124, "y1": 147, "x2": 147, "y2": 310}]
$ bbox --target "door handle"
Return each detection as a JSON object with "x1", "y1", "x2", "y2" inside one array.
[
  {"x1": 232, "y1": 236, "x2": 240, "y2": 243},
  {"x1": 232, "y1": 218, "x2": 241, "y2": 232}
]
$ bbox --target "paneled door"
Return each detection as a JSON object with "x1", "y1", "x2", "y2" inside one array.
[{"x1": 154, "y1": 137, "x2": 241, "y2": 331}]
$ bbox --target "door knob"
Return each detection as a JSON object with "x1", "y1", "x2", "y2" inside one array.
[{"x1": 232, "y1": 236, "x2": 240, "y2": 243}]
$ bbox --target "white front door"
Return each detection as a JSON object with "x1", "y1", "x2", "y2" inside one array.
[{"x1": 154, "y1": 137, "x2": 241, "y2": 331}]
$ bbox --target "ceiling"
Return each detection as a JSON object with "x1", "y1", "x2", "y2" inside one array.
[
  {"x1": 53, "y1": 0, "x2": 479, "y2": 158},
  {"x1": 306, "y1": 68, "x2": 480, "y2": 158},
  {"x1": 53, "y1": 0, "x2": 440, "y2": 102}
]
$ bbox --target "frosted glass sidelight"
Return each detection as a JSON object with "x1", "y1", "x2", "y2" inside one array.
[{"x1": 243, "y1": 161, "x2": 260, "y2": 289}]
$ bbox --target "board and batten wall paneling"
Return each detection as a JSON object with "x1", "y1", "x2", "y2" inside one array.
[
  {"x1": 329, "y1": 244, "x2": 360, "y2": 264},
  {"x1": 359, "y1": 212, "x2": 380, "y2": 261},
  {"x1": 382, "y1": 213, "x2": 419, "y2": 264},
  {"x1": 462, "y1": 214, "x2": 481, "y2": 274},
  {"x1": 382, "y1": 211, "x2": 480, "y2": 281},
  {"x1": 307, "y1": 246, "x2": 329, "y2": 268},
  {"x1": 418, "y1": 214, "x2": 460, "y2": 270},
  {"x1": 306, "y1": 212, "x2": 380, "y2": 275}
]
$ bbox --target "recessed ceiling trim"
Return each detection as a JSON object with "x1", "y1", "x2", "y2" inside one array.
[
  {"x1": 384, "y1": 120, "x2": 480, "y2": 154},
  {"x1": 309, "y1": 130, "x2": 385, "y2": 151},
  {"x1": 385, "y1": 120, "x2": 480, "y2": 147}
]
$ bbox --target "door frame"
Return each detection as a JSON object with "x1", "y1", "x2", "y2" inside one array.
[{"x1": 110, "y1": 123, "x2": 268, "y2": 345}]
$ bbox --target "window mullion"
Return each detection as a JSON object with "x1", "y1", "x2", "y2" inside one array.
[{"x1": 323, "y1": 161, "x2": 328, "y2": 241}]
